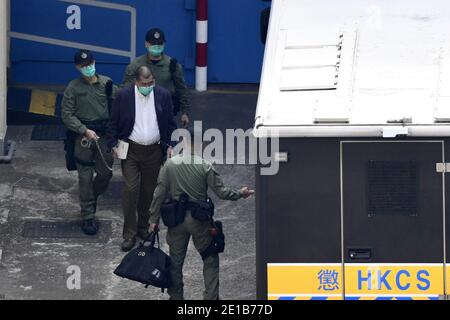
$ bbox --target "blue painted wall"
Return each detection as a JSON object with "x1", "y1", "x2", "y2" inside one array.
[
  {"x1": 9, "y1": 0, "x2": 268, "y2": 87},
  {"x1": 208, "y1": 1, "x2": 267, "y2": 83}
]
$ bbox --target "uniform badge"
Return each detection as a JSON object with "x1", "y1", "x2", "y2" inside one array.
[
  {"x1": 81, "y1": 53, "x2": 87, "y2": 59},
  {"x1": 154, "y1": 32, "x2": 160, "y2": 39}
]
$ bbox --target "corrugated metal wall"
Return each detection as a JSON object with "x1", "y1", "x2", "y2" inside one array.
[{"x1": 9, "y1": 0, "x2": 268, "y2": 87}]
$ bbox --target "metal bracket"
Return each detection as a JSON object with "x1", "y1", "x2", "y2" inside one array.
[
  {"x1": 436, "y1": 163, "x2": 450, "y2": 173},
  {"x1": 0, "y1": 140, "x2": 16, "y2": 164},
  {"x1": 274, "y1": 152, "x2": 289, "y2": 163},
  {"x1": 382, "y1": 126, "x2": 409, "y2": 138}
]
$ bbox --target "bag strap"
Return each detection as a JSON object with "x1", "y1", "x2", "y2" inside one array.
[
  {"x1": 153, "y1": 231, "x2": 161, "y2": 249},
  {"x1": 205, "y1": 197, "x2": 215, "y2": 227},
  {"x1": 105, "y1": 80, "x2": 114, "y2": 113},
  {"x1": 169, "y1": 58, "x2": 178, "y2": 79},
  {"x1": 142, "y1": 231, "x2": 154, "y2": 244},
  {"x1": 141, "y1": 230, "x2": 160, "y2": 249},
  {"x1": 211, "y1": 215, "x2": 216, "y2": 228}
]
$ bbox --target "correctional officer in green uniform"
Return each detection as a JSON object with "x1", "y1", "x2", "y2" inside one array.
[
  {"x1": 121, "y1": 28, "x2": 191, "y2": 128},
  {"x1": 61, "y1": 50, "x2": 116, "y2": 235},
  {"x1": 148, "y1": 128, "x2": 254, "y2": 300}
]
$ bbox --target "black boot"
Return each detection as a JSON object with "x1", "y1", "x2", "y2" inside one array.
[
  {"x1": 82, "y1": 219, "x2": 99, "y2": 235},
  {"x1": 121, "y1": 238, "x2": 136, "y2": 252}
]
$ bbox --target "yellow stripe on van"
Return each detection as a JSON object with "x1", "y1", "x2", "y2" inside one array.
[
  {"x1": 447, "y1": 265, "x2": 450, "y2": 296},
  {"x1": 267, "y1": 264, "x2": 343, "y2": 297},
  {"x1": 267, "y1": 263, "x2": 445, "y2": 300},
  {"x1": 345, "y1": 264, "x2": 443, "y2": 296}
]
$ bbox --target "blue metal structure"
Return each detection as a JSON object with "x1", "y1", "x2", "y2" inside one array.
[{"x1": 9, "y1": 0, "x2": 268, "y2": 87}]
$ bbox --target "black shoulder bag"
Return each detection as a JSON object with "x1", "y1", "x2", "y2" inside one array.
[
  {"x1": 64, "y1": 130, "x2": 78, "y2": 171},
  {"x1": 169, "y1": 58, "x2": 182, "y2": 116},
  {"x1": 190, "y1": 197, "x2": 215, "y2": 221},
  {"x1": 189, "y1": 197, "x2": 225, "y2": 261},
  {"x1": 105, "y1": 80, "x2": 114, "y2": 113},
  {"x1": 200, "y1": 219, "x2": 225, "y2": 261},
  {"x1": 160, "y1": 193, "x2": 189, "y2": 228}
]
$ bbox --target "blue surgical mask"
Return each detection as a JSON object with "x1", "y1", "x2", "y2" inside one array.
[
  {"x1": 80, "y1": 64, "x2": 96, "y2": 77},
  {"x1": 148, "y1": 45, "x2": 164, "y2": 57},
  {"x1": 138, "y1": 85, "x2": 154, "y2": 96}
]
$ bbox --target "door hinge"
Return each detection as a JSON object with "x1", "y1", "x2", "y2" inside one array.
[
  {"x1": 274, "y1": 152, "x2": 289, "y2": 163},
  {"x1": 436, "y1": 163, "x2": 450, "y2": 173}
]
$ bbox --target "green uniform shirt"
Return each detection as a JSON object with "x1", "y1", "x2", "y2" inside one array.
[
  {"x1": 121, "y1": 54, "x2": 191, "y2": 114},
  {"x1": 149, "y1": 153, "x2": 244, "y2": 224},
  {"x1": 61, "y1": 74, "x2": 117, "y2": 134}
]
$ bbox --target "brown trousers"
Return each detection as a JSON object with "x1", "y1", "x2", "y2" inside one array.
[{"x1": 121, "y1": 141, "x2": 162, "y2": 240}]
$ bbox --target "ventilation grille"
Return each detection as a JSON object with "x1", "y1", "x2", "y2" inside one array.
[
  {"x1": 279, "y1": 32, "x2": 343, "y2": 91},
  {"x1": 367, "y1": 161, "x2": 417, "y2": 217}
]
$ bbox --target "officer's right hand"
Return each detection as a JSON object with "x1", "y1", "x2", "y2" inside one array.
[
  {"x1": 84, "y1": 129, "x2": 99, "y2": 141},
  {"x1": 149, "y1": 223, "x2": 159, "y2": 232},
  {"x1": 240, "y1": 187, "x2": 255, "y2": 199}
]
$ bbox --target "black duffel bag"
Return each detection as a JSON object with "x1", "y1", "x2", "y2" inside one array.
[{"x1": 113, "y1": 231, "x2": 172, "y2": 292}]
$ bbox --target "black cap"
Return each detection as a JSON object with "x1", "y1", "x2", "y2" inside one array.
[
  {"x1": 145, "y1": 28, "x2": 166, "y2": 45},
  {"x1": 74, "y1": 49, "x2": 94, "y2": 66}
]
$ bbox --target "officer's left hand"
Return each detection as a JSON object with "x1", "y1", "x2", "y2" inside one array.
[
  {"x1": 149, "y1": 223, "x2": 159, "y2": 232},
  {"x1": 181, "y1": 113, "x2": 190, "y2": 128},
  {"x1": 84, "y1": 129, "x2": 99, "y2": 141}
]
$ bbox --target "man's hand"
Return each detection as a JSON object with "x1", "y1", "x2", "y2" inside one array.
[
  {"x1": 112, "y1": 147, "x2": 119, "y2": 159},
  {"x1": 84, "y1": 129, "x2": 99, "y2": 141},
  {"x1": 167, "y1": 146, "x2": 174, "y2": 159},
  {"x1": 149, "y1": 223, "x2": 159, "y2": 232},
  {"x1": 240, "y1": 187, "x2": 255, "y2": 199},
  {"x1": 181, "y1": 113, "x2": 190, "y2": 128}
]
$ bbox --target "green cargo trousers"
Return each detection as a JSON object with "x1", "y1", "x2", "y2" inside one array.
[
  {"x1": 74, "y1": 134, "x2": 113, "y2": 220},
  {"x1": 166, "y1": 212, "x2": 219, "y2": 300}
]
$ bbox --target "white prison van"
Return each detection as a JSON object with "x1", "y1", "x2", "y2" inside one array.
[{"x1": 254, "y1": 0, "x2": 450, "y2": 300}]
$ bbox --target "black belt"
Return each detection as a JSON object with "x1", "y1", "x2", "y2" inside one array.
[
  {"x1": 126, "y1": 139, "x2": 161, "y2": 147},
  {"x1": 81, "y1": 120, "x2": 108, "y2": 134}
]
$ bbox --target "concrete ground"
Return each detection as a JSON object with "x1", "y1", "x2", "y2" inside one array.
[{"x1": 0, "y1": 86, "x2": 258, "y2": 300}]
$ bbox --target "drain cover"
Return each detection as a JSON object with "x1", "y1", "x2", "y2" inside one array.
[
  {"x1": 31, "y1": 125, "x2": 67, "y2": 141},
  {"x1": 22, "y1": 219, "x2": 112, "y2": 242}
]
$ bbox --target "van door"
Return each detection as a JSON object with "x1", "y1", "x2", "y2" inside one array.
[{"x1": 341, "y1": 141, "x2": 445, "y2": 300}]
